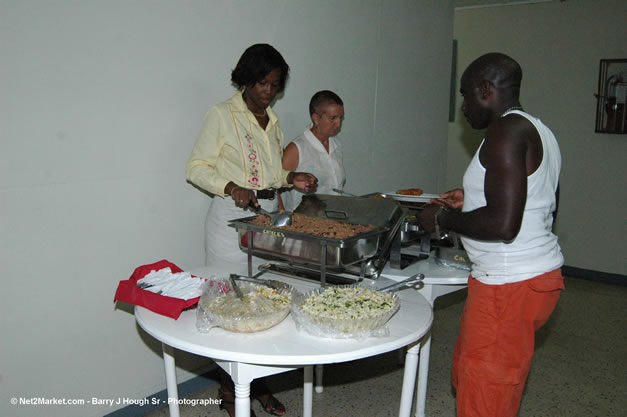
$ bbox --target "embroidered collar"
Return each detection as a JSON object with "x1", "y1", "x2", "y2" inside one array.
[{"x1": 232, "y1": 91, "x2": 278, "y2": 126}]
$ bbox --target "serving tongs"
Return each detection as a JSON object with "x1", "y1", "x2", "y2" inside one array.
[
  {"x1": 379, "y1": 273, "x2": 425, "y2": 293},
  {"x1": 229, "y1": 274, "x2": 245, "y2": 299},
  {"x1": 332, "y1": 188, "x2": 357, "y2": 197},
  {"x1": 229, "y1": 273, "x2": 291, "y2": 291}
]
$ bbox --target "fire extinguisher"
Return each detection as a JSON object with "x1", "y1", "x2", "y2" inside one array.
[{"x1": 605, "y1": 75, "x2": 627, "y2": 133}]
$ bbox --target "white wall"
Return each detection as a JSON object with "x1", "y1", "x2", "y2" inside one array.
[
  {"x1": 0, "y1": 1, "x2": 454, "y2": 416},
  {"x1": 447, "y1": 0, "x2": 627, "y2": 275}
]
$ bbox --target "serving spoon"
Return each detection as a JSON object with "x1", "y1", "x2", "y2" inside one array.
[{"x1": 248, "y1": 202, "x2": 293, "y2": 227}]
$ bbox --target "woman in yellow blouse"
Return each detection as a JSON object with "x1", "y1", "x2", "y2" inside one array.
[
  {"x1": 186, "y1": 44, "x2": 315, "y2": 417},
  {"x1": 187, "y1": 44, "x2": 317, "y2": 266}
]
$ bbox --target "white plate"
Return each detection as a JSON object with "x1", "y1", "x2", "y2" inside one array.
[{"x1": 380, "y1": 192, "x2": 444, "y2": 203}]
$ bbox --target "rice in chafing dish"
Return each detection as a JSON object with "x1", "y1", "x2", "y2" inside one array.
[{"x1": 247, "y1": 213, "x2": 376, "y2": 239}]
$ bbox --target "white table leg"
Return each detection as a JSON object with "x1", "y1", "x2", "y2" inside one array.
[
  {"x1": 217, "y1": 361, "x2": 300, "y2": 417},
  {"x1": 162, "y1": 343, "x2": 180, "y2": 417},
  {"x1": 303, "y1": 365, "x2": 314, "y2": 417},
  {"x1": 398, "y1": 341, "x2": 420, "y2": 417},
  {"x1": 415, "y1": 331, "x2": 432, "y2": 417},
  {"x1": 234, "y1": 382, "x2": 251, "y2": 417},
  {"x1": 397, "y1": 347, "x2": 406, "y2": 365},
  {"x1": 314, "y1": 364, "x2": 324, "y2": 393}
]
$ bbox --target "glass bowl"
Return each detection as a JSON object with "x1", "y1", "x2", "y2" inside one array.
[
  {"x1": 291, "y1": 285, "x2": 400, "y2": 337},
  {"x1": 197, "y1": 280, "x2": 293, "y2": 333}
]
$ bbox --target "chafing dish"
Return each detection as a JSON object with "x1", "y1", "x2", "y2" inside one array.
[
  {"x1": 433, "y1": 232, "x2": 472, "y2": 271},
  {"x1": 228, "y1": 195, "x2": 405, "y2": 280},
  {"x1": 229, "y1": 215, "x2": 387, "y2": 269}
]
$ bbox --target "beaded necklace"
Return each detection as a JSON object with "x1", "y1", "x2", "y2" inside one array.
[{"x1": 500, "y1": 106, "x2": 524, "y2": 117}]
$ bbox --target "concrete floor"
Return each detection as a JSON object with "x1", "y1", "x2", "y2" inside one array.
[{"x1": 142, "y1": 276, "x2": 627, "y2": 417}]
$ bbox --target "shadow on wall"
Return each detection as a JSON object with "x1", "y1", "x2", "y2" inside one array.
[
  {"x1": 459, "y1": 122, "x2": 484, "y2": 158},
  {"x1": 450, "y1": 103, "x2": 485, "y2": 158}
]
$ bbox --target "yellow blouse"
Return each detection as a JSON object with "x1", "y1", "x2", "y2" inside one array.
[{"x1": 186, "y1": 91, "x2": 291, "y2": 197}]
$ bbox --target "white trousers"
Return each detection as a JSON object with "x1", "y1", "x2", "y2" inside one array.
[{"x1": 204, "y1": 195, "x2": 277, "y2": 266}]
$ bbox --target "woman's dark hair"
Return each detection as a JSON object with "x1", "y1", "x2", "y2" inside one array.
[
  {"x1": 231, "y1": 44, "x2": 290, "y2": 92},
  {"x1": 309, "y1": 90, "x2": 343, "y2": 116}
]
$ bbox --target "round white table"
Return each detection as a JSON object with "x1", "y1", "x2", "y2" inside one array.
[{"x1": 135, "y1": 264, "x2": 434, "y2": 417}]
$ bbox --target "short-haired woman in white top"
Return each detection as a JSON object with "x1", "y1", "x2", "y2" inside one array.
[{"x1": 281, "y1": 90, "x2": 346, "y2": 212}]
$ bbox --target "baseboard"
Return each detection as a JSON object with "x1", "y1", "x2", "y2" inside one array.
[
  {"x1": 563, "y1": 265, "x2": 626, "y2": 286},
  {"x1": 103, "y1": 369, "x2": 218, "y2": 417}
]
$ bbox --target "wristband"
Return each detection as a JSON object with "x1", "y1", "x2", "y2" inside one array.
[{"x1": 230, "y1": 186, "x2": 240, "y2": 198}]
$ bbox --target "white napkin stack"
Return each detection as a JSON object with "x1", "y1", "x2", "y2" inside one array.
[{"x1": 137, "y1": 267, "x2": 204, "y2": 300}]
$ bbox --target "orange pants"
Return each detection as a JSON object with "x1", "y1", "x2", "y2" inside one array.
[{"x1": 452, "y1": 269, "x2": 564, "y2": 417}]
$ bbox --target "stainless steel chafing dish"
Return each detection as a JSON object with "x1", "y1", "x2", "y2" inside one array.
[
  {"x1": 230, "y1": 215, "x2": 386, "y2": 268},
  {"x1": 228, "y1": 194, "x2": 405, "y2": 280}
]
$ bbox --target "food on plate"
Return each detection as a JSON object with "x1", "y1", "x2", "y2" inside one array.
[
  {"x1": 294, "y1": 286, "x2": 400, "y2": 335},
  {"x1": 247, "y1": 213, "x2": 376, "y2": 239},
  {"x1": 200, "y1": 283, "x2": 292, "y2": 332},
  {"x1": 396, "y1": 188, "x2": 424, "y2": 196}
]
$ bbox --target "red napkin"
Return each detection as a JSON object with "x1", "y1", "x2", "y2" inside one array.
[{"x1": 114, "y1": 259, "x2": 201, "y2": 319}]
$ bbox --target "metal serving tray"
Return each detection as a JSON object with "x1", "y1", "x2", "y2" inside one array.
[
  {"x1": 229, "y1": 215, "x2": 387, "y2": 269},
  {"x1": 228, "y1": 194, "x2": 402, "y2": 269}
]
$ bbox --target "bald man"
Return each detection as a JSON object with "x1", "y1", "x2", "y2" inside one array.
[{"x1": 419, "y1": 53, "x2": 564, "y2": 417}]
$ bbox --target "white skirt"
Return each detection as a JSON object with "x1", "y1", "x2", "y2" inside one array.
[{"x1": 204, "y1": 195, "x2": 277, "y2": 267}]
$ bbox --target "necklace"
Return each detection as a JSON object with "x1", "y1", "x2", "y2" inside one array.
[
  {"x1": 250, "y1": 108, "x2": 267, "y2": 118},
  {"x1": 242, "y1": 91, "x2": 268, "y2": 118},
  {"x1": 500, "y1": 106, "x2": 524, "y2": 117}
]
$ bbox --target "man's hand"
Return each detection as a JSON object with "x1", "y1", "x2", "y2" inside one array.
[{"x1": 431, "y1": 188, "x2": 464, "y2": 210}]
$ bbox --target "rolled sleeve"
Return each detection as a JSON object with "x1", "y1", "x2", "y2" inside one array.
[{"x1": 281, "y1": 169, "x2": 292, "y2": 186}]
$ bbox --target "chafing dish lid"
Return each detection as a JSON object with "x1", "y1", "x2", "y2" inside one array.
[{"x1": 294, "y1": 194, "x2": 401, "y2": 228}]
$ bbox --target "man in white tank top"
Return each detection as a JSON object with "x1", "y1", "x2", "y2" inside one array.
[{"x1": 418, "y1": 53, "x2": 564, "y2": 417}]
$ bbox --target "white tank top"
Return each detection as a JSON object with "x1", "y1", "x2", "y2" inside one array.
[
  {"x1": 282, "y1": 129, "x2": 345, "y2": 211},
  {"x1": 460, "y1": 110, "x2": 564, "y2": 284}
]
